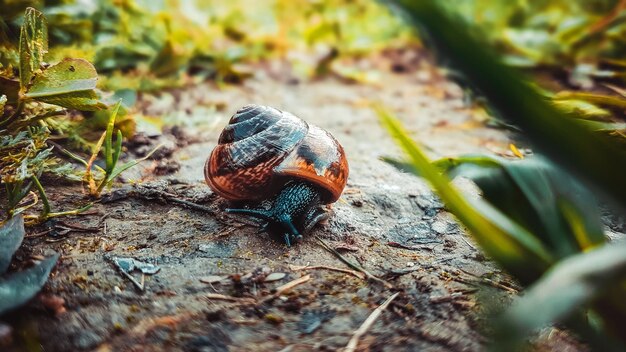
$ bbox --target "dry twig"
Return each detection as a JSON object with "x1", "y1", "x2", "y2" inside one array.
[
  {"x1": 315, "y1": 235, "x2": 393, "y2": 289},
  {"x1": 344, "y1": 292, "x2": 400, "y2": 352},
  {"x1": 387, "y1": 241, "x2": 434, "y2": 251},
  {"x1": 203, "y1": 275, "x2": 312, "y2": 306},
  {"x1": 290, "y1": 264, "x2": 366, "y2": 280},
  {"x1": 260, "y1": 275, "x2": 311, "y2": 304},
  {"x1": 205, "y1": 293, "x2": 257, "y2": 304}
]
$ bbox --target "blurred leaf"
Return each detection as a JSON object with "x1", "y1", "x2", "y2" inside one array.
[
  {"x1": 576, "y1": 120, "x2": 626, "y2": 131},
  {"x1": 30, "y1": 89, "x2": 104, "y2": 111},
  {"x1": 111, "y1": 89, "x2": 137, "y2": 108},
  {"x1": 104, "y1": 101, "x2": 120, "y2": 175},
  {"x1": 432, "y1": 154, "x2": 501, "y2": 173},
  {"x1": 150, "y1": 39, "x2": 188, "y2": 77},
  {"x1": 107, "y1": 142, "x2": 161, "y2": 182},
  {"x1": 391, "y1": 0, "x2": 626, "y2": 210},
  {"x1": 380, "y1": 156, "x2": 419, "y2": 175},
  {"x1": 19, "y1": 7, "x2": 48, "y2": 89},
  {"x1": 436, "y1": 155, "x2": 606, "y2": 258},
  {"x1": 0, "y1": 253, "x2": 60, "y2": 316},
  {"x1": 494, "y1": 241, "x2": 626, "y2": 351},
  {"x1": 0, "y1": 1, "x2": 38, "y2": 21},
  {"x1": 0, "y1": 214, "x2": 24, "y2": 274},
  {"x1": 378, "y1": 108, "x2": 553, "y2": 284},
  {"x1": 551, "y1": 99, "x2": 612, "y2": 120},
  {"x1": 553, "y1": 91, "x2": 626, "y2": 110},
  {"x1": 24, "y1": 58, "x2": 106, "y2": 110}
]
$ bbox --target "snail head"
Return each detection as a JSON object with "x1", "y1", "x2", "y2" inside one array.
[{"x1": 225, "y1": 181, "x2": 328, "y2": 246}]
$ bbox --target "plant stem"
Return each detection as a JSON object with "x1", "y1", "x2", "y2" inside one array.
[
  {"x1": 31, "y1": 174, "x2": 50, "y2": 217},
  {"x1": 46, "y1": 203, "x2": 93, "y2": 219}
]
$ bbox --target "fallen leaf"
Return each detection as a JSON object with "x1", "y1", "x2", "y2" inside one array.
[
  {"x1": 0, "y1": 253, "x2": 60, "y2": 315},
  {"x1": 0, "y1": 215, "x2": 25, "y2": 274}
]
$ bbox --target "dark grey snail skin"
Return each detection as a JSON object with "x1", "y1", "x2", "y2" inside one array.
[
  {"x1": 225, "y1": 181, "x2": 328, "y2": 246},
  {"x1": 205, "y1": 104, "x2": 349, "y2": 246}
]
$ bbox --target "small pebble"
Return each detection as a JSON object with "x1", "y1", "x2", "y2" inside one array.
[
  {"x1": 264, "y1": 272, "x2": 286, "y2": 282},
  {"x1": 407, "y1": 262, "x2": 415, "y2": 267}
]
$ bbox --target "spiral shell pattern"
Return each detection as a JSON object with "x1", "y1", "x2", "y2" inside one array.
[{"x1": 205, "y1": 105, "x2": 348, "y2": 203}]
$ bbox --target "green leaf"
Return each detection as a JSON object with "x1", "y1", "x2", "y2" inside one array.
[
  {"x1": 107, "y1": 143, "x2": 162, "y2": 182},
  {"x1": 380, "y1": 156, "x2": 419, "y2": 175},
  {"x1": 494, "y1": 242, "x2": 626, "y2": 351},
  {"x1": 105, "y1": 102, "x2": 122, "y2": 174},
  {"x1": 27, "y1": 90, "x2": 105, "y2": 111},
  {"x1": 435, "y1": 155, "x2": 606, "y2": 258},
  {"x1": 432, "y1": 154, "x2": 501, "y2": 175},
  {"x1": 111, "y1": 130, "x2": 123, "y2": 172},
  {"x1": 19, "y1": 7, "x2": 48, "y2": 89},
  {"x1": 0, "y1": 253, "x2": 60, "y2": 315},
  {"x1": 26, "y1": 58, "x2": 98, "y2": 97},
  {"x1": 378, "y1": 108, "x2": 553, "y2": 284},
  {"x1": 23, "y1": 58, "x2": 106, "y2": 110},
  {"x1": 0, "y1": 215, "x2": 24, "y2": 275}
]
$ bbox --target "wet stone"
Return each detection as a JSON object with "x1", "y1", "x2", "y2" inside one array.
[
  {"x1": 431, "y1": 220, "x2": 450, "y2": 235},
  {"x1": 73, "y1": 330, "x2": 103, "y2": 350},
  {"x1": 431, "y1": 216, "x2": 460, "y2": 235},
  {"x1": 386, "y1": 221, "x2": 433, "y2": 243},
  {"x1": 297, "y1": 308, "x2": 337, "y2": 334}
]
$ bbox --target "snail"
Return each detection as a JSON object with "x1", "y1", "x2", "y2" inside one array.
[{"x1": 205, "y1": 104, "x2": 349, "y2": 246}]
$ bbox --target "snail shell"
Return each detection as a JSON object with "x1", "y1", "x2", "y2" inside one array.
[{"x1": 204, "y1": 105, "x2": 349, "y2": 203}]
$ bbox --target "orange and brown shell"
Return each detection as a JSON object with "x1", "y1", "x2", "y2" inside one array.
[{"x1": 204, "y1": 105, "x2": 349, "y2": 203}]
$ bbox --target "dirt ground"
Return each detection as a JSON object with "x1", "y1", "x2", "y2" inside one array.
[{"x1": 3, "y1": 53, "x2": 587, "y2": 351}]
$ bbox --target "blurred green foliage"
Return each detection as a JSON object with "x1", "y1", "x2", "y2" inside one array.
[
  {"x1": 441, "y1": 0, "x2": 626, "y2": 68},
  {"x1": 385, "y1": 1, "x2": 626, "y2": 349},
  {"x1": 1, "y1": 0, "x2": 412, "y2": 89},
  {"x1": 437, "y1": 0, "x2": 626, "y2": 141},
  {"x1": 0, "y1": 7, "x2": 152, "y2": 222},
  {"x1": 0, "y1": 7, "x2": 104, "y2": 220}
]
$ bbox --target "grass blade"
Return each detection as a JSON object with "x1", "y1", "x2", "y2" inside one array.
[
  {"x1": 104, "y1": 102, "x2": 121, "y2": 174},
  {"x1": 106, "y1": 143, "x2": 163, "y2": 183},
  {"x1": 378, "y1": 108, "x2": 553, "y2": 284}
]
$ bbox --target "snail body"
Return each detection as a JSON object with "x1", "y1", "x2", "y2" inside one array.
[{"x1": 205, "y1": 105, "x2": 349, "y2": 246}]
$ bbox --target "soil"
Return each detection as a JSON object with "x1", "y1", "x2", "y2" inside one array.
[{"x1": 3, "y1": 53, "x2": 587, "y2": 351}]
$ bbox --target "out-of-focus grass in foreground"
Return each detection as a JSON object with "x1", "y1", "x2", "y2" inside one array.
[{"x1": 383, "y1": 1, "x2": 626, "y2": 350}]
